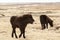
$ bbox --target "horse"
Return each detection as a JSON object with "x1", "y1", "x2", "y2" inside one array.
[
  {"x1": 10, "y1": 14, "x2": 34, "y2": 38},
  {"x1": 40, "y1": 15, "x2": 53, "y2": 30}
]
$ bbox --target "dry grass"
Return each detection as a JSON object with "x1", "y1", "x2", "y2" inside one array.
[{"x1": 0, "y1": 4, "x2": 60, "y2": 40}]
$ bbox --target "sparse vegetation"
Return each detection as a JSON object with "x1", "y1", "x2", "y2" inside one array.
[{"x1": 0, "y1": 4, "x2": 60, "y2": 40}]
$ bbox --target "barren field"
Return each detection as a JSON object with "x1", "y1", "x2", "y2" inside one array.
[{"x1": 0, "y1": 3, "x2": 60, "y2": 40}]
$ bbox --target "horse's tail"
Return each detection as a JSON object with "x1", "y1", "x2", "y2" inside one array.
[{"x1": 10, "y1": 16, "x2": 16, "y2": 25}]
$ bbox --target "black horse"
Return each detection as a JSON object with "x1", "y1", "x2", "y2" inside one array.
[
  {"x1": 10, "y1": 14, "x2": 34, "y2": 38},
  {"x1": 40, "y1": 15, "x2": 53, "y2": 30}
]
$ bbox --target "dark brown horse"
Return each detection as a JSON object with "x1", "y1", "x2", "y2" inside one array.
[
  {"x1": 40, "y1": 15, "x2": 53, "y2": 30},
  {"x1": 10, "y1": 14, "x2": 34, "y2": 38}
]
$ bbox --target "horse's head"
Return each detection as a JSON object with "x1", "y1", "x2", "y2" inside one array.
[
  {"x1": 27, "y1": 14, "x2": 34, "y2": 24},
  {"x1": 49, "y1": 20, "x2": 53, "y2": 27},
  {"x1": 23, "y1": 14, "x2": 34, "y2": 24}
]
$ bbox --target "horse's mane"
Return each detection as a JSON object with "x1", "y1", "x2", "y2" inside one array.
[
  {"x1": 16, "y1": 14, "x2": 31, "y2": 21},
  {"x1": 46, "y1": 16, "x2": 53, "y2": 23}
]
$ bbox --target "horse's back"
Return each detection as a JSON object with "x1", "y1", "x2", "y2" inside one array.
[
  {"x1": 40, "y1": 15, "x2": 47, "y2": 24},
  {"x1": 40, "y1": 15, "x2": 53, "y2": 24}
]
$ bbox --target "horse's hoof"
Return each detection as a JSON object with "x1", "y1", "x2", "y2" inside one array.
[
  {"x1": 15, "y1": 36, "x2": 18, "y2": 39},
  {"x1": 23, "y1": 36, "x2": 26, "y2": 38},
  {"x1": 16, "y1": 37, "x2": 18, "y2": 39},
  {"x1": 41, "y1": 28, "x2": 45, "y2": 30},
  {"x1": 12, "y1": 35, "x2": 13, "y2": 38},
  {"x1": 19, "y1": 35, "x2": 21, "y2": 38}
]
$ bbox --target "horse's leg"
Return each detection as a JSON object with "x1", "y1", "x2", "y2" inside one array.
[
  {"x1": 11, "y1": 25, "x2": 15, "y2": 38},
  {"x1": 46, "y1": 23, "x2": 48, "y2": 29},
  {"x1": 41, "y1": 24, "x2": 44, "y2": 30},
  {"x1": 19, "y1": 31, "x2": 26, "y2": 38},
  {"x1": 41, "y1": 24, "x2": 45, "y2": 30},
  {"x1": 19, "y1": 27, "x2": 26, "y2": 38},
  {"x1": 12, "y1": 26, "x2": 18, "y2": 38},
  {"x1": 43, "y1": 24, "x2": 45, "y2": 29},
  {"x1": 23, "y1": 29, "x2": 26, "y2": 38},
  {"x1": 19, "y1": 28, "x2": 23, "y2": 38},
  {"x1": 13, "y1": 28, "x2": 18, "y2": 38},
  {"x1": 19, "y1": 32, "x2": 23, "y2": 38},
  {"x1": 11, "y1": 27, "x2": 14, "y2": 38}
]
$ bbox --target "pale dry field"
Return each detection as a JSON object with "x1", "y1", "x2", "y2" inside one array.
[{"x1": 0, "y1": 3, "x2": 60, "y2": 40}]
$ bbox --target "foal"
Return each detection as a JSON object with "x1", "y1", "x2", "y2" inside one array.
[
  {"x1": 10, "y1": 14, "x2": 34, "y2": 38},
  {"x1": 40, "y1": 15, "x2": 53, "y2": 30}
]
